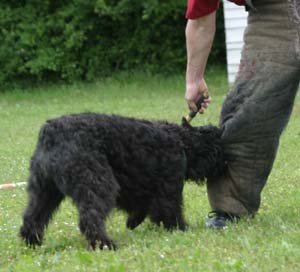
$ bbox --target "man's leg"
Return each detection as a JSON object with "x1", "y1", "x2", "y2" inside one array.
[{"x1": 207, "y1": 0, "x2": 300, "y2": 227}]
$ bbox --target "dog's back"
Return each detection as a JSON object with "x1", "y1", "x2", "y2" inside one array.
[{"x1": 37, "y1": 113, "x2": 183, "y2": 166}]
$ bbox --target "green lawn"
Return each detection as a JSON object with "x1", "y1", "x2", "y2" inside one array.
[{"x1": 0, "y1": 67, "x2": 300, "y2": 272}]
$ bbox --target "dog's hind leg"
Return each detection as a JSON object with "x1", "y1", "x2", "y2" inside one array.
[
  {"x1": 61, "y1": 154, "x2": 119, "y2": 250},
  {"x1": 20, "y1": 173, "x2": 64, "y2": 247}
]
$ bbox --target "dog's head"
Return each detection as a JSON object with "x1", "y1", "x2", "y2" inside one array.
[{"x1": 182, "y1": 120, "x2": 224, "y2": 182}]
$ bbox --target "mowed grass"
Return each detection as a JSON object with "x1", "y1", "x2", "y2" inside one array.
[{"x1": 0, "y1": 66, "x2": 300, "y2": 272}]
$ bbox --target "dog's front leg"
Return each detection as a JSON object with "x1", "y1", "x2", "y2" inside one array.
[{"x1": 149, "y1": 195, "x2": 187, "y2": 231}]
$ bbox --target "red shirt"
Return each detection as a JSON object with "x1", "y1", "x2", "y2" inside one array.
[{"x1": 186, "y1": 0, "x2": 246, "y2": 19}]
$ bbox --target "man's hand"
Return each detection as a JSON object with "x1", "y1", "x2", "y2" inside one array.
[{"x1": 185, "y1": 78, "x2": 211, "y2": 113}]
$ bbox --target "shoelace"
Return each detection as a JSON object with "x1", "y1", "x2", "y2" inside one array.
[{"x1": 207, "y1": 210, "x2": 240, "y2": 221}]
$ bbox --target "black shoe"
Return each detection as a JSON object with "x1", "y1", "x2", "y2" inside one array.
[{"x1": 205, "y1": 211, "x2": 239, "y2": 230}]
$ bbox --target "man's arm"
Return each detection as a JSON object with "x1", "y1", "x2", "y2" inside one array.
[{"x1": 185, "y1": 11, "x2": 216, "y2": 112}]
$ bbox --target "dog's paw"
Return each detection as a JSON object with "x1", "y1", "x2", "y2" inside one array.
[
  {"x1": 89, "y1": 238, "x2": 117, "y2": 251},
  {"x1": 126, "y1": 212, "x2": 146, "y2": 230},
  {"x1": 162, "y1": 219, "x2": 188, "y2": 232},
  {"x1": 100, "y1": 238, "x2": 117, "y2": 251},
  {"x1": 178, "y1": 222, "x2": 188, "y2": 231},
  {"x1": 126, "y1": 217, "x2": 140, "y2": 230},
  {"x1": 19, "y1": 226, "x2": 43, "y2": 248}
]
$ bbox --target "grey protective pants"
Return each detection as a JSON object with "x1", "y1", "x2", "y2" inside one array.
[{"x1": 207, "y1": 0, "x2": 300, "y2": 216}]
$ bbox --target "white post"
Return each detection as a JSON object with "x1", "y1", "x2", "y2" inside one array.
[{"x1": 223, "y1": 1, "x2": 248, "y2": 83}]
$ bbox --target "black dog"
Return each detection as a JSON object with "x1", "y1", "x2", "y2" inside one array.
[{"x1": 20, "y1": 113, "x2": 223, "y2": 250}]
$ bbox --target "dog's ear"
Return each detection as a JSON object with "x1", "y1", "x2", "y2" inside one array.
[{"x1": 181, "y1": 117, "x2": 192, "y2": 128}]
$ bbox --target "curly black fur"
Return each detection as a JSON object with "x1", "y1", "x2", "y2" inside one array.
[{"x1": 20, "y1": 113, "x2": 223, "y2": 250}]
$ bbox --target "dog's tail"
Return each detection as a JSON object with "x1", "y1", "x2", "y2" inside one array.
[{"x1": 37, "y1": 120, "x2": 62, "y2": 151}]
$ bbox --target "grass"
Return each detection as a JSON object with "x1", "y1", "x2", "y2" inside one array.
[{"x1": 0, "y1": 66, "x2": 300, "y2": 271}]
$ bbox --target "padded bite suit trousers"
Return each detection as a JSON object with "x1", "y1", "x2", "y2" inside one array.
[{"x1": 208, "y1": 0, "x2": 300, "y2": 215}]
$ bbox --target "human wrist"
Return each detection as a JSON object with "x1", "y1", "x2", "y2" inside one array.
[{"x1": 186, "y1": 62, "x2": 204, "y2": 83}]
